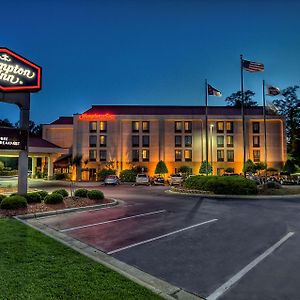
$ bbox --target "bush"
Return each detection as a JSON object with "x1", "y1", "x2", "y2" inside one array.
[
  {"x1": 52, "y1": 189, "x2": 68, "y2": 197},
  {"x1": 54, "y1": 173, "x2": 69, "y2": 180},
  {"x1": 87, "y1": 190, "x2": 104, "y2": 200},
  {"x1": 23, "y1": 192, "x2": 42, "y2": 203},
  {"x1": 119, "y1": 169, "x2": 136, "y2": 182},
  {"x1": 97, "y1": 169, "x2": 116, "y2": 181},
  {"x1": 36, "y1": 190, "x2": 49, "y2": 200},
  {"x1": 0, "y1": 195, "x2": 27, "y2": 209},
  {"x1": 0, "y1": 194, "x2": 6, "y2": 202},
  {"x1": 74, "y1": 189, "x2": 88, "y2": 198},
  {"x1": 263, "y1": 181, "x2": 282, "y2": 189},
  {"x1": 132, "y1": 165, "x2": 148, "y2": 174},
  {"x1": 44, "y1": 193, "x2": 64, "y2": 204},
  {"x1": 184, "y1": 176, "x2": 258, "y2": 195}
]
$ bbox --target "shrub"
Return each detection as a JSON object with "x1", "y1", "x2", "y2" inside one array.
[
  {"x1": 44, "y1": 193, "x2": 64, "y2": 204},
  {"x1": 54, "y1": 173, "x2": 69, "y2": 180},
  {"x1": 0, "y1": 194, "x2": 6, "y2": 202},
  {"x1": 97, "y1": 169, "x2": 116, "y2": 181},
  {"x1": 74, "y1": 189, "x2": 88, "y2": 198},
  {"x1": 263, "y1": 181, "x2": 282, "y2": 189},
  {"x1": 36, "y1": 190, "x2": 49, "y2": 200},
  {"x1": 23, "y1": 192, "x2": 42, "y2": 203},
  {"x1": 132, "y1": 165, "x2": 148, "y2": 174},
  {"x1": 52, "y1": 189, "x2": 68, "y2": 197},
  {"x1": 87, "y1": 190, "x2": 104, "y2": 200},
  {"x1": 119, "y1": 169, "x2": 136, "y2": 182},
  {"x1": 0, "y1": 195, "x2": 27, "y2": 210},
  {"x1": 154, "y1": 161, "x2": 168, "y2": 175}
]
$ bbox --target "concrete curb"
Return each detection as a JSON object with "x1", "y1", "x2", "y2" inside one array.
[
  {"x1": 16, "y1": 198, "x2": 119, "y2": 220},
  {"x1": 14, "y1": 215, "x2": 204, "y2": 300}
]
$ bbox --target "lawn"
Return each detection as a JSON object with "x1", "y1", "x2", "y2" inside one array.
[{"x1": 0, "y1": 218, "x2": 162, "y2": 300}]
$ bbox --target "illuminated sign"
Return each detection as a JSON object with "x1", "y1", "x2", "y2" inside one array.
[
  {"x1": 79, "y1": 113, "x2": 115, "y2": 121},
  {"x1": 0, "y1": 127, "x2": 27, "y2": 150},
  {"x1": 0, "y1": 48, "x2": 41, "y2": 92}
]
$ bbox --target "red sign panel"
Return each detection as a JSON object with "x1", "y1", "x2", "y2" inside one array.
[
  {"x1": 79, "y1": 113, "x2": 115, "y2": 121},
  {"x1": 0, "y1": 48, "x2": 42, "y2": 92}
]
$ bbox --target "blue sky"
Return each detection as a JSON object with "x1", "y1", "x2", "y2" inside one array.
[{"x1": 1, "y1": 0, "x2": 300, "y2": 124}]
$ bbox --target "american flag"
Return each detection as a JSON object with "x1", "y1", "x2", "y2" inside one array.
[
  {"x1": 242, "y1": 59, "x2": 264, "y2": 72},
  {"x1": 207, "y1": 84, "x2": 222, "y2": 97},
  {"x1": 266, "y1": 85, "x2": 280, "y2": 96}
]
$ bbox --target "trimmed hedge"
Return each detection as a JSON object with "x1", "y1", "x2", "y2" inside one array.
[
  {"x1": 52, "y1": 189, "x2": 68, "y2": 197},
  {"x1": 23, "y1": 192, "x2": 42, "y2": 203},
  {"x1": 54, "y1": 173, "x2": 69, "y2": 180},
  {"x1": 119, "y1": 169, "x2": 136, "y2": 182},
  {"x1": 36, "y1": 190, "x2": 49, "y2": 200},
  {"x1": 44, "y1": 193, "x2": 64, "y2": 204},
  {"x1": 0, "y1": 195, "x2": 27, "y2": 209},
  {"x1": 74, "y1": 189, "x2": 88, "y2": 198},
  {"x1": 87, "y1": 190, "x2": 104, "y2": 200},
  {"x1": 184, "y1": 176, "x2": 258, "y2": 195}
]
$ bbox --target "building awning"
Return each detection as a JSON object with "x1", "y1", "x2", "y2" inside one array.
[{"x1": 53, "y1": 154, "x2": 72, "y2": 168}]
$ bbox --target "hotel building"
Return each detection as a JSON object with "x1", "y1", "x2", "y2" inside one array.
[{"x1": 42, "y1": 105, "x2": 287, "y2": 180}]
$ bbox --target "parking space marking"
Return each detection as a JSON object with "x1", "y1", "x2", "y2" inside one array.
[
  {"x1": 107, "y1": 218, "x2": 218, "y2": 255},
  {"x1": 206, "y1": 231, "x2": 295, "y2": 300},
  {"x1": 60, "y1": 209, "x2": 167, "y2": 232}
]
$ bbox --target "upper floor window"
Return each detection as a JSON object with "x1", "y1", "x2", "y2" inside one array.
[
  {"x1": 89, "y1": 121, "x2": 97, "y2": 133},
  {"x1": 132, "y1": 136, "x2": 139, "y2": 147},
  {"x1": 89, "y1": 149, "x2": 96, "y2": 161},
  {"x1": 89, "y1": 135, "x2": 97, "y2": 147},
  {"x1": 217, "y1": 150, "x2": 224, "y2": 162},
  {"x1": 227, "y1": 150, "x2": 234, "y2": 162},
  {"x1": 184, "y1": 121, "x2": 192, "y2": 133},
  {"x1": 99, "y1": 121, "x2": 107, "y2": 133},
  {"x1": 253, "y1": 136, "x2": 260, "y2": 147},
  {"x1": 132, "y1": 121, "x2": 139, "y2": 133},
  {"x1": 185, "y1": 136, "x2": 192, "y2": 147},
  {"x1": 217, "y1": 121, "x2": 224, "y2": 133},
  {"x1": 99, "y1": 150, "x2": 107, "y2": 161},
  {"x1": 227, "y1": 135, "x2": 234, "y2": 147},
  {"x1": 217, "y1": 136, "x2": 224, "y2": 148},
  {"x1": 184, "y1": 149, "x2": 192, "y2": 161},
  {"x1": 175, "y1": 136, "x2": 182, "y2": 147},
  {"x1": 99, "y1": 135, "x2": 106, "y2": 147},
  {"x1": 142, "y1": 136, "x2": 149, "y2": 147},
  {"x1": 175, "y1": 150, "x2": 182, "y2": 161},
  {"x1": 253, "y1": 122, "x2": 260, "y2": 134},
  {"x1": 142, "y1": 149, "x2": 149, "y2": 162},
  {"x1": 226, "y1": 121, "x2": 234, "y2": 133},
  {"x1": 132, "y1": 150, "x2": 139, "y2": 162},
  {"x1": 175, "y1": 121, "x2": 182, "y2": 133},
  {"x1": 142, "y1": 121, "x2": 150, "y2": 133}
]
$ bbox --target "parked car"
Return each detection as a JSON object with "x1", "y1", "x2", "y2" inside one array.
[
  {"x1": 151, "y1": 175, "x2": 165, "y2": 185},
  {"x1": 135, "y1": 173, "x2": 150, "y2": 185},
  {"x1": 168, "y1": 173, "x2": 183, "y2": 186},
  {"x1": 104, "y1": 175, "x2": 120, "y2": 185}
]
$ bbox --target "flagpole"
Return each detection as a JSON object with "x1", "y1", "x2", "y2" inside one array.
[
  {"x1": 262, "y1": 79, "x2": 267, "y2": 181},
  {"x1": 240, "y1": 54, "x2": 246, "y2": 176},
  {"x1": 205, "y1": 79, "x2": 209, "y2": 176}
]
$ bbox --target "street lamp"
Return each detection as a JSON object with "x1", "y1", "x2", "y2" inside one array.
[{"x1": 210, "y1": 124, "x2": 214, "y2": 175}]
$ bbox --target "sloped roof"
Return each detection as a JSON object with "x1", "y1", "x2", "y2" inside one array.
[
  {"x1": 29, "y1": 136, "x2": 62, "y2": 149},
  {"x1": 50, "y1": 116, "x2": 73, "y2": 125}
]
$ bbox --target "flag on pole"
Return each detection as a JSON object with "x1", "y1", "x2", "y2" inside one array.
[
  {"x1": 242, "y1": 59, "x2": 264, "y2": 72},
  {"x1": 266, "y1": 85, "x2": 280, "y2": 96},
  {"x1": 208, "y1": 84, "x2": 222, "y2": 96}
]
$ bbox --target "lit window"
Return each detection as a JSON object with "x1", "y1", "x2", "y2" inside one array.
[
  {"x1": 175, "y1": 136, "x2": 182, "y2": 147},
  {"x1": 253, "y1": 150, "x2": 260, "y2": 162},
  {"x1": 184, "y1": 149, "x2": 192, "y2": 161},
  {"x1": 175, "y1": 150, "x2": 182, "y2": 161},
  {"x1": 185, "y1": 136, "x2": 192, "y2": 147},
  {"x1": 132, "y1": 121, "x2": 139, "y2": 132},
  {"x1": 132, "y1": 136, "x2": 139, "y2": 147},
  {"x1": 142, "y1": 149, "x2": 149, "y2": 162},
  {"x1": 217, "y1": 122, "x2": 224, "y2": 133},
  {"x1": 253, "y1": 136, "x2": 260, "y2": 147},
  {"x1": 89, "y1": 150, "x2": 96, "y2": 161},
  {"x1": 142, "y1": 136, "x2": 149, "y2": 147},
  {"x1": 227, "y1": 150, "x2": 234, "y2": 162},
  {"x1": 89, "y1": 135, "x2": 97, "y2": 147},
  {"x1": 89, "y1": 121, "x2": 97, "y2": 133},
  {"x1": 217, "y1": 136, "x2": 224, "y2": 148},
  {"x1": 100, "y1": 121, "x2": 107, "y2": 132},
  {"x1": 217, "y1": 150, "x2": 224, "y2": 162},
  {"x1": 184, "y1": 121, "x2": 192, "y2": 133},
  {"x1": 253, "y1": 122, "x2": 260, "y2": 133},
  {"x1": 132, "y1": 150, "x2": 139, "y2": 162},
  {"x1": 99, "y1": 135, "x2": 106, "y2": 147},
  {"x1": 227, "y1": 136, "x2": 234, "y2": 147},
  {"x1": 142, "y1": 121, "x2": 150, "y2": 133},
  {"x1": 99, "y1": 150, "x2": 106, "y2": 161},
  {"x1": 226, "y1": 122, "x2": 234, "y2": 133},
  {"x1": 175, "y1": 121, "x2": 182, "y2": 133}
]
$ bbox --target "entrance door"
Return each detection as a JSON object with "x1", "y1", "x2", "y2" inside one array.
[{"x1": 89, "y1": 168, "x2": 97, "y2": 181}]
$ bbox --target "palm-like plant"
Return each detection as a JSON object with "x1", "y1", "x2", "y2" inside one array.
[{"x1": 71, "y1": 154, "x2": 82, "y2": 181}]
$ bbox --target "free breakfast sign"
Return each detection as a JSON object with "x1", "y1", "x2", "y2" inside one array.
[
  {"x1": 0, "y1": 48, "x2": 41, "y2": 92},
  {"x1": 0, "y1": 127, "x2": 27, "y2": 150}
]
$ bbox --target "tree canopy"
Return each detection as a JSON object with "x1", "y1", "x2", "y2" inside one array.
[
  {"x1": 199, "y1": 160, "x2": 212, "y2": 175},
  {"x1": 225, "y1": 90, "x2": 257, "y2": 108},
  {"x1": 155, "y1": 160, "x2": 168, "y2": 175}
]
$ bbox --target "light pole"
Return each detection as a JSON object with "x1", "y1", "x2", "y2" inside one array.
[{"x1": 210, "y1": 124, "x2": 214, "y2": 175}]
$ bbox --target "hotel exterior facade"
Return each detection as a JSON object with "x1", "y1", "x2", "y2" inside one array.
[{"x1": 42, "y1": 105, "x2": 287, "y2": 180}]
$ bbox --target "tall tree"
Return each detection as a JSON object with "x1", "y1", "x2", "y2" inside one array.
[
  {"x1": 15, "y1": 120, "x2": 42, "y2": 137},
  {"x1": 0, "y1": 118, "x2": 13, "y2": 127},
  {"x1": 154, "y1": 160, "x2": 168, "y2": 175},
  {"x1": 272, "y1": 85, "x2": 300, "y2": 152},
  {"x1": 225, "y1": 90, "x2": 257, "y2": 108}
]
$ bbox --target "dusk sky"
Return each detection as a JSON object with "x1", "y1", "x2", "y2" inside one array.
[{"x1": 1, "y1": 0, "x2": 300, "y2": 124}]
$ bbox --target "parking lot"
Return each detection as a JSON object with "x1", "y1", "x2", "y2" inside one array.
[{"x1": 32, "y1": 185, "x2": 300, "y2": 299}]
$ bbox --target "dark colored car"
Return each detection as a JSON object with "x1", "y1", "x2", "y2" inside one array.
[{"x1": 151, "y1": 176, "x2": 165, "y2": 185}]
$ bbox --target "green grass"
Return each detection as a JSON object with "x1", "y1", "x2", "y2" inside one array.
[{"x1": 0, "y1": 218, "x2": 162, "y2": 300}]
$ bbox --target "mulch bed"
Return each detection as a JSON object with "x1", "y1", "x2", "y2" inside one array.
[{"x1": 0, "y1": 197, "x2": 113, "y2": 218}]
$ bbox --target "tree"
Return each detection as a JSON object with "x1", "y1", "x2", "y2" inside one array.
[
  {"x1": 0, "y1": 161, "x2": 4, "y2": 170},
  {"x1": 178, "y1": 165, "x2": 191, "y2": 175},
  {"x1": 243, "y1": 159, "x2": 256, "y2": 173},
  {"x1": 0, "y1": 118, "x2": 13, "y2": 127},
  {"x1": 272, "y1": 86, "x2": 300, "y2": 152},
  {"x1": 71, "y1": 154, "x2": 82, "y2": 181},
  {"x1": 199, "y1": 160, "x2": 212, "y2": 175},
  {"x1": 282, "y1": 159, "x2": 297, "y2": 174},
  {"x1": 15, "y1": 120, "x2": 42, "y2": 137},
  {"x1": 225, "y1": 90, "x2": 257, "y2": 108},
  {"x1": 254, "y1": 162, "x2": 267, "y2": 174},
  {"x1": 155, "y1": 161, "x2": 168, "y2": 175}
]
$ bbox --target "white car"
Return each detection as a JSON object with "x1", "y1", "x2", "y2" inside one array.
[
  {"x1": 104, "y1": 175, "x2": 120, "y2": 185},
  {"x1": 168, "y1": 174, "x2": 183, "y2": 186},
  {"x1": 135, "y1": 173, "x2": 150, "y2": 185}
]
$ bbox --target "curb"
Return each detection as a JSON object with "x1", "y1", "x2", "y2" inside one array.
[{"x1": 16, "y1": 198, "x2": 119, "y2": 220}]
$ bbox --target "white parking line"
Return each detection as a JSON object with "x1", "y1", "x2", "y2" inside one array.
[
  {"x1": 206, "y1": 231, "x2": 295, "y2": 300},
  {"x1": 60, "y1": 209, "x2": 167, "y2": 232},
  {"x1": 107, "y1": 218, "x2": 218, "y2": 255}
]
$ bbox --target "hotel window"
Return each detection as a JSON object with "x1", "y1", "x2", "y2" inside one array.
[
  {"x1": 185, "y1": 136, "x2": 192, "y2": 147},
  {"x1": 142, "y1": 121, "x2": 150, "y2": 133},
  {"x1": 184, "y1": 121, "x2": 192, "y2": 133},
  {"x1": 132, "y1": 136, "x2": 139, "y2": 147},
  {"x1": 89, "y1": 121, "x2": 97, "y2": 133},
  {"x1": 132, "y1": 121, "x2": 139, "y2": 133},
  {"x1": 217, "y1": 121, "x2": 224, "y2": 133},
  {"x1": 142, "y1": 135, "x2": 149, "y2": 147},
  {"x1": 226, "y1": 121, "x2": 234, "y2": 133},
  {"x1": 217, "y1": 136, "x2": 224, "y2": 148},
  {"x1": 99, "y1": 150, "x2": 107, "y2": 161},
  {"x1": 227, "y1": 150, "x2": 234, "y2": 162},
  {"x1": 227, "y1": 135, "x2": 234, "y2": 147},
  {"x1": 253, "y1": 150, "x2": 260, "y2": 162},
  {"x1": 142, "y1": 149, "x2": 149, "y2": 162},
  {"x1": 175, "y1": 121, "x2": 182, "y2": 133},
  {"x1": 217, "y1": 150, "x2": 224, "y2": 162},
  {"x1": 132, "y1": 150, "x2": 139, "y2": 162},
  {"x1": 89, "y1": 150, "x2": 96, "y2": 161},
  {"x1": 89, "y1": 135, "x2": 97, "y2": 147},
  {"x1": 99, "y1": 135, "x2": 106, "y2": 147},
  {"x1": 253, "y1": 122, "x2": 260, "y2": 133},
  {"x1": 175, "y1": 136, "x2": 182, "y2": 147},
  {"x1": 99, "y1": 121, "x2": 107, "y2": 133},
  {"x1": 175, "y1": 150, "x2": 182, "y2": 161},
  {"x1": 253, "y1": 136, "x2": 260, "y2": 147},
  {"x1": 184, "y1": 149, "x2": 192, "y2": 161}
]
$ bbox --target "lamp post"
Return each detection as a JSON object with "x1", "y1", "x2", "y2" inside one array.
[{"x1": 210, "y1": 124, "x2": 214, "y2": 175}]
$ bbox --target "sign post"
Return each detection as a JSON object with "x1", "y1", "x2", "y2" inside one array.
[{"x1": 0, "y1": 48, "x2": 41, "y2": 195}]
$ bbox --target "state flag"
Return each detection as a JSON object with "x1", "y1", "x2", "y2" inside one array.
[
  {"x1": 242, "y1": 59, "x2": 264, "y2": 72},
  {"x1": 208, "y1": 84, "x2": 222, "y2": 97}
]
